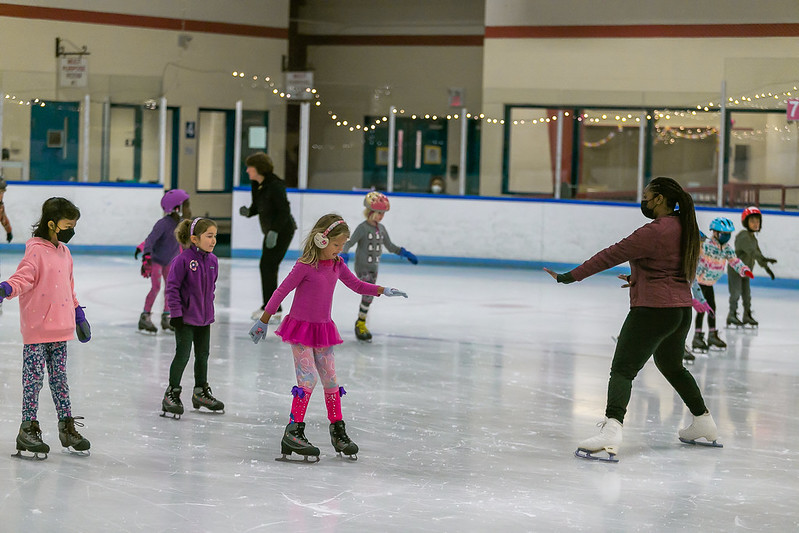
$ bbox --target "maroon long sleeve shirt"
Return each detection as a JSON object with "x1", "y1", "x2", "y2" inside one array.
[{"x1": 570, "y1": 215, "x2": 692, "y2": 308}]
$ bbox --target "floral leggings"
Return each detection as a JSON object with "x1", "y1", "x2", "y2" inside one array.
[{"x1": 22, "y1": 342, "x2": 72, "y2": 421}]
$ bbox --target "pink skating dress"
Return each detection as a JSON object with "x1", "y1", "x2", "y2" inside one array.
[{"x1": 265, "y1": 258, "x2": 381, "y2": 348}]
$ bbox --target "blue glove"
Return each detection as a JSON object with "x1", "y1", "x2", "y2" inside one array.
[
  {"x1": 75, "y1": 306, "x2": 91, "y2": 343},
  {"x1": 249, "y1": 319, "x2": 268, "y2": 344},
  {"x1": 339, "y1": 252, "x2": 350, "y2": 264},
  {"x1": 400, "y1": 247, "x2": 418, "y2": 265},
  {"x1": 0, "y1": 281, "x2": 12, "y2": 302},
  {"x1": 382, "y1": 287, "x2": 408, "y2": 298}
]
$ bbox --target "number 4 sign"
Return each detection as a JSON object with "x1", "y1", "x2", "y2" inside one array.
[{"x1": 787, "y1": 99, "x2": 799, "y2": 121}]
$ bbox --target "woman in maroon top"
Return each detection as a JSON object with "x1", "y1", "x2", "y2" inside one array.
[{"x1": 545, "y1": 177, "x2": 721, "y2": 462}]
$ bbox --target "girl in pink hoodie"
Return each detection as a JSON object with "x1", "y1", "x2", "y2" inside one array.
[{"x1": 0, "y1": 197, "x2": 91, "y2": 459}]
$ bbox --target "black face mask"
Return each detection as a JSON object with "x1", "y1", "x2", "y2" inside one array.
[
  {"x1": 56, "y1": 227, "x2": 75, "y2": 243},
  {"x1": 640, "y1": 200, "x2": 656, "y2": 219}
]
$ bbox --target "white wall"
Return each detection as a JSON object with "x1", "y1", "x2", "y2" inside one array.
[
  {"x1": 1, "y1": 183, "x2": 163, "y2": 247},
  {"x1": 231, "y1": 188, "x2": 799, "y2": 279}
]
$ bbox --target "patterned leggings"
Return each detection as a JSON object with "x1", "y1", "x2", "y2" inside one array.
[
  {"x1": 357, "y1": 270, "x2": 378, "y2": 320},
  {"x1": 22, "y1": 342, "x2": 72, "y2": 421},
  {"x1": 143, "y1": 263, "x2": 170, "y2": 313},
  {"x1": 290, "y1": 344, "x2": 343, "y2": 423}
]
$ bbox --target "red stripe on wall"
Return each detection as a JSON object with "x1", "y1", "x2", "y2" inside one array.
[
  {"x1": 0, "y1": 2, "x2": 287, "y2": 39},
  {"x1": 304, "y1": 34, "x2": 484, "y2": 46},
  {"x1": 486, "y1": 24, "x2": 799, "y2": 39}
]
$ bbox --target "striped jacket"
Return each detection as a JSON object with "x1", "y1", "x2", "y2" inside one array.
[{"x1": 696, "y1": 238, "x2": 749, "y2": 286}]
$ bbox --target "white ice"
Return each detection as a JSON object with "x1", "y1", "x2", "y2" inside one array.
[{"x1": 1, "y1": 254, "x2": 798, "y2": 532}]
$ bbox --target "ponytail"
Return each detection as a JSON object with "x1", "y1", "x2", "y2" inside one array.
[{"x1": 648, "y1": 177, "x2": 700, "y2": 281}]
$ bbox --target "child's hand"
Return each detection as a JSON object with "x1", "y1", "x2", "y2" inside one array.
[
  {"x1": 6, "y1": 232, "x2": 11, "y2": 243},
  {"x1": 743, "y1": 268, "x2": 754, "y2": 279},
  {"x1": 249, "y1": 320, "x2": 269, "y2": 343},
  {"x1": 75, "y1": 306, "x2": 91, "y2": 343},
  {"x1": 692, "y1": 299, "x2": 713, "y2": 315},
  {"x1": 140, "y1": 254, "x2": 153, "y2": 278},
  {"x1": 134, "y1": 242, "x2": 144, "y2": 260},
  {"x1": 0, "y1": 281, "x2": 11, "y2": 301},
  {"x1": 400, "y1": 247, "x2": 418, "y2": 265},
  {"x1": 382, "y1": 287, "x2": 408, "y2": 298}
]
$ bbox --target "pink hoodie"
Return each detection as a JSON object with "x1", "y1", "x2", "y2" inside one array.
[{"x1": 5, "y1": 237, "x2": 80, "y2": 344}]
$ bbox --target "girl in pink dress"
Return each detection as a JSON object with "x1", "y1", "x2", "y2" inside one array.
[{"x1": 249, "y1": 213, "x2": 407, "y2": 462}]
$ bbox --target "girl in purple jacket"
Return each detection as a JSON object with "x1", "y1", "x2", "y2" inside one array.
[
  {"x1": 160, "y1": 217, "x2": 224, "y2": 418},
  {"x1": 545, "y1": 177, "x2": 719, "y2": 462},
  {"x1": 137, "y1": 189, "x2": 191, "y2": 334}
]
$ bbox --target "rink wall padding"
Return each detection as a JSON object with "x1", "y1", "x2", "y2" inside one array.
[{"x1": 1, "y1": 183, "x2": 797, "y2": 282}]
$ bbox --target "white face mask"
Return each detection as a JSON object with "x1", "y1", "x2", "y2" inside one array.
[{"x1": 431, "y1": 185, "x2": 442, "y2": 194}]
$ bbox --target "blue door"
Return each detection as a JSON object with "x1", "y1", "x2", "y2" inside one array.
[{"x1": 30, "y1": 101, "x2": 80, "y2": 181}]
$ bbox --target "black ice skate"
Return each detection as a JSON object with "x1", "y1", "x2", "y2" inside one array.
[
  {"x1": 13, "y1": 420, "x2": 50, "y2": 460},
  {"x1": 742, "y1": 311, "x2": 759, "y2": 328},
  {"x1": 726, "y1": 313, "x2": 744, "y2": 328},
  {"x1": 329, "y1": 420, "x2": 359, "y2": 460},
  {"x1": 192, "y1": 383, "x2": 225, "y2": 413},
  {"x1": 691, "y1": 331, "x2": 708, "y2": 353},
  {"x1": 683, "y1": 346, "x2": 695, "y2": 363},
  {"x1": 161, "y1": 385, "x2": 184, "y2": 419},
  {"x1": 161, "y1": 313, "x2": 175, "y2": 332},
  {"x1": 59, "y1": 416, "x2": 91, "y2": 456},
  {"x1": 276, "y1": 422, "x2": 320, "y2": 463},
  {"x1": 138, "y1": 312, "x2": 158, "y2": 334},
  {"x1": 354, "y1": 319, "x2": 372, "y2": 342},
  {"x1": 706, "y1": 330, "x2": 727, "y2": 350}
]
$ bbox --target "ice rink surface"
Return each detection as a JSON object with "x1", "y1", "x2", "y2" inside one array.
[{"x1": 0, "y1": 253, "x2": 797, "y2": 532}]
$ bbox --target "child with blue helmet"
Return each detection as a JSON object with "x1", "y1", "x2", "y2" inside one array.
[{"x1": 692, "y1": 217, "x2": 752, "y2": 352}]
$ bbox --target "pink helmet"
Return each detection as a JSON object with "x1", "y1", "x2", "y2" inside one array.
[
  {"x1": 364, "y1": 191, "x2": 390, "y2": 213},
  {"x1": 161, "y1": 189, "x2": 190, "y2": 213}
]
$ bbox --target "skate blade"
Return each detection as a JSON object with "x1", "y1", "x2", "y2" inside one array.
[
  {"x1": 159, "y1": 411, "x2": 182, "y2": 420},
  {"x1": 679, "y1": 437, "x2": 723, "y2": 448},
  {"x1": 336, "y1": 451, "x2": 358, "y2": 461},
  {"x1": 136, "y1": 329, "x2": 158, "y2": 336},
  {"x1": 12, "y1": 450, "x2": 48, "y2": 460},
  {"x1": 575, "y1": 448, "x2": 618, "y2": 463},
  {"x1": 275, "y1": 453, "x2": 320, "y2": 463},
  {"x1": 192, "y1": 406, "x2": 225, "y2": 414},
  {"x1": 61, "y1": 447, "x2": 91, "y2": 457}
]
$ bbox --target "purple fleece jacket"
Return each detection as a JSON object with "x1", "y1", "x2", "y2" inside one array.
[
  {"x1": 165, "y1": 245, "x2": 218, "y2": 326},
  {"x1": 143, "y1": 216, "x2": 181, "y2": 267}
]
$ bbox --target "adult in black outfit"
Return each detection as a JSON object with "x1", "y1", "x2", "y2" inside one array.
[{"x1": 239, "y1": 152, "x2": 297, "y2": 321}]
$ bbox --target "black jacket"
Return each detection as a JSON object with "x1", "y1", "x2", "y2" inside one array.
[{"x1": 245, "y1": 173, "x2": 296, "y2": 234}]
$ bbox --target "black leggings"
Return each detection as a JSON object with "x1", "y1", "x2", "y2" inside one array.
[
  {"x1": 606, "y1": 307, "x2": 707, "y2": 423},
  {"x1": 259, "y1": 227, "x2": 295, "y2": 310},
  {"x1": 169, "y1": 324, "x2": 210, "y2": 389},
  {"x1": 694, "y1": 284, "x2": 716, "y2": 330}
]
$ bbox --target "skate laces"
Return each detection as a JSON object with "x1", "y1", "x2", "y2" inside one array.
[
  {"x1": 27, "y1": 421, "x2": 44, "y2": 441},
  {"x1": 333, "y1": 422, "x2": 351, "y2": 443},
  {"x1": 64, "y1": 417, "x2": 85, "y2": 438}
]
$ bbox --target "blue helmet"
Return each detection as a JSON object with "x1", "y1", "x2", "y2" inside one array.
[{"x1": 709, "y1": 217, "x2": 735, "y2": 233}]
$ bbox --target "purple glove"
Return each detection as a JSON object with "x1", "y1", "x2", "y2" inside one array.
[
  {"x1": 134, "y1": 241, "x2": 144, "y2": 260},
  {"x1": 0, "y1": 281, "x2": 12, "y2": 301},
  {"x1": 140, "y1": 253, "x2": 152, "y2": 278},
  {"x1": 75, "y1": 306, "x2": 91, "y2": 343},
  {"x1": 399, "y1": 247, "x2": 418, "y2": 265}
]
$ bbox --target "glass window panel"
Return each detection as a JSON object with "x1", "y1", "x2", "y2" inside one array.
[
  {"x1": 578, "y1": 109, "x2": 643, "y2": 201},
  {"x1": 507, "y1": 107, "x2": 554, "y2": 194},
  {"x1": 197, "y1": 110, "x2": 227, "y2": 191},
  {"x1": 650, "y1": 110, "x2": 719, "y2": 204}
]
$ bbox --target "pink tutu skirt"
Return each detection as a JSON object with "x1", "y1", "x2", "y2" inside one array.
[{"x1": 274, "y1": 315, "x2": 343, "y2": 348}]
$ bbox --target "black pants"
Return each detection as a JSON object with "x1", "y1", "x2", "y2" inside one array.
[
  {"x1": 727, "y1": 265, "x2": 751, "y2": 315},
  {"x1": 169, "y1": 324, "x2": 210, "y2": 389},
  {"x1": 259, "y1": 227, "x2": 295, "y2": 310},
  {"x1": 606, "y1": 307, "x2": 707, "y2": 423},
  {"x1": 694, "y1": 284, "x2": 716, "y2": 330}
]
